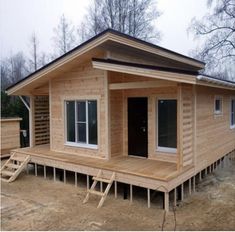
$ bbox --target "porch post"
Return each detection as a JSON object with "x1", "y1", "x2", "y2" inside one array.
[
  {"x1": 29, "y1": 95, "x2": 35, "y2": 147},
  {"x1": 104, "y1": 70, "x2": 110, "y2": 159}
]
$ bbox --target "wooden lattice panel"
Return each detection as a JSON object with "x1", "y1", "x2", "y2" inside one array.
[{"x1": 34, "y1": 96, "x2": 50, "y2": 145}]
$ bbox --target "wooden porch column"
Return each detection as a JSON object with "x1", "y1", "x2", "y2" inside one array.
[
  {"x1": 164, "y1": 192, "x2": 169, "y2": 212},
  {"x1": 104, "y1": 71, "x2": 110, "y2": 159},
  {"x1": 29, "y1": 96, "x2": 35, "y2": 147},
  {"x1": 177, "y1": 84, "x2": 183, "y2": 171}
]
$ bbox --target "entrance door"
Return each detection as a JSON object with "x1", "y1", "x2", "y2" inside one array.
[{"x1": 128, "y1": 97, "x2": 148, "y2": 157}]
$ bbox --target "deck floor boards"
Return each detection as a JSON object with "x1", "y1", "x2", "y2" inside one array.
[{"x1": 13, "y1": 144, "x2": 189, "y2": 181}]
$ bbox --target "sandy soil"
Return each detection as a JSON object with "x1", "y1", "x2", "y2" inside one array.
[{"x1": 1, "y1": 160, "x2": 235, "y2": 231}]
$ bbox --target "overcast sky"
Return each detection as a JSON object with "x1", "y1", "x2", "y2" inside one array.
[{"x1": 0, "y1": 0, "x2": 208, "y2": 60}]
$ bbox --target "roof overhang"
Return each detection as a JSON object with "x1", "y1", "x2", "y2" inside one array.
[
  {"x1": 196, "y1": 75, "x2": 235, "y2": 90},
  {"x1": 6, "y1": 29, "x2": 204, "y2": 96},
  {"x1": 92, "y1": 58, "x2": 197, "y2": 84}
]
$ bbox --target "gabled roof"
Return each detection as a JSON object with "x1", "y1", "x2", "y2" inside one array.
[{"x1": 6, "y1": 28, "x2": 205, "y2": 95}]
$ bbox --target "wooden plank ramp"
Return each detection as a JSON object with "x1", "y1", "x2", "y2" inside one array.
[
  {"x1": 83, "y1": 170, "x2": 116, "y2": 208},
  {"x1": 0, "y1": 152, "x2": 30, "y2": 183}
]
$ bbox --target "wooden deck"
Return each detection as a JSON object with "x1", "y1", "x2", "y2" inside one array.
[{"x1": 13, "y1": 144, "x2": 194, "y2": 192}]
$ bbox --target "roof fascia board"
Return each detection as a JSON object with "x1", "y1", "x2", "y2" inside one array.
[
  {"x1": 196, "y1": 75, "x2": 235, "y2": 90},
  {"x1": 92, "y1": 60, "x2": 197, "y2": 84}
]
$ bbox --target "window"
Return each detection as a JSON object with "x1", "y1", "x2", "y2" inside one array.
[
  {"x1": 157, "y1": 99, "x2": 177, "y2": 153},
  {"x1": 231, "y1": 98, "x2": 235, "y2": 129},
  {"x1": 214, "y1": 96, "x2": 222, "y2": 114},
  {"x1": 65, "y1": 100, "x2": 98, "y2": 148}
]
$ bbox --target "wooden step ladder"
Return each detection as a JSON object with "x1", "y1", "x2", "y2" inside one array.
[
  {"x1": 83, "y1": 170, "x2": 116, "y2": 208},
  {"x1": 0, "y1": 152, "x2": 30, "y2": 183}
]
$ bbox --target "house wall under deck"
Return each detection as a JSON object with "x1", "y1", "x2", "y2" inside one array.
[
  {"x1": 195, "y1": 86, "x2": 235, "y2": 173},
  {"x1": 50, "y1": 61, "x2": 109, "y2": 159}
]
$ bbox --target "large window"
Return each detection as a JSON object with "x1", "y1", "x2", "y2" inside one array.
[
  {"x1": 157, "y1": 99, "x2": 177, "y2": 152},
  {"x1": 66, "y1": 100, "x2": 98, "y2": 148},
  {"x1": 231, "y1": 98, "x2": 235, "y2": 129}
]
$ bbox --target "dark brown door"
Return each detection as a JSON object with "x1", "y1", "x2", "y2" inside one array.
[{"x1": 128, "y1": 97, "x2": 148, "y2": 157}]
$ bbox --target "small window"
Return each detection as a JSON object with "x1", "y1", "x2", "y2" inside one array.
[
  {"x1": 65, "y1": 100, "x2": 98, "y2": 148},
  {"x1": 231, "y1": 98, "x2": 235, "y2": 129},
  {"x1": 214, "y1": 96, "x2": 222, "y2": 114}
]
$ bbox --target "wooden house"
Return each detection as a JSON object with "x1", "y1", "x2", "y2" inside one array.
[{"x1": 4, "y1": 29, "x2": 235, "y2": 211}]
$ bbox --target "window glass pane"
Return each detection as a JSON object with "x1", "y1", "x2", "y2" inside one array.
[
  {"x1": 77, "y1": 123, "x2": 86, "y2": 143},
  {"x1": 215, "y1": 99, "x2": 221, "y2": 112},
  {"x1": 158, "y1": 100, "x2": 177, "y2": 148},
  {"x1": 66, "y1": 101, "x2": 75, "y2": 142},
  {"x1": 232, "y1": 100, "x2": 235, "y2": 126},
  {"x1": 77, "y1": 101, "x2": 86, "y2": 122},
  {"x1": 88, "y1": 101, "x2": 98, "y2": 145}
]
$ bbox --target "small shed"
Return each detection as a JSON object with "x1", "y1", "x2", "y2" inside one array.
[{"x1": 1, "y1": 118, "x2": 22, "y2": 157}]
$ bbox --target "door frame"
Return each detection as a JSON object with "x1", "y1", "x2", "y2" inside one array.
[{"x1": 127, "y1": 96, "x2": 148, "y2": 158}]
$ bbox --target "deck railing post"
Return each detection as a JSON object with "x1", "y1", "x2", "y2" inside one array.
[
  {"x1": 63, "y1": 170, "x2": 66, "y2": 184},
  {"x1": 44, "y1": 165, "x2": 46, "y2": 179},
  {"x1": 53, "y1": 167, "x2": 56, "y2": 181},
  {"x1": 164, "y1": 192, "x2": 169, "y2": 212},
  {"x1": 199, "y1": 171, "x2": 202, "y2": 181},
  {"x1": 114, "y1": 181, "x2": 117, "y2": 199},
  {"x1": 130, "y1": 185, "x2": 133, "y2": 204},
  {"x1": 193, "y1": 176, "x2": 196, "y2": 192},
  {"x1": 174, "y1": 188, "x2": 177, "y2": 207},
  {"x1": 87, "y1": 175, "x2": 90, "y2": 190},
  {"x1": 35, "y1": 163, "x2": 37, "y2": 176},
  {"x1": 189, "y1": 178, "x2": 192, "y2": 195},
  {"x1": 181, "y1": 183, "x2": 184, "y2": 201},
  {"x1": 26, "y1": 163, "x2": 29, "y2": 175},
  {"x1": 147, "y1": 188, "x2": 150, "y2": 208},
  {"x1": 100, "y1": 182, "x2": 103, "y2": 192},
  {"x1": 75, "y1": 172, "x2": 77, "y2": 187}
]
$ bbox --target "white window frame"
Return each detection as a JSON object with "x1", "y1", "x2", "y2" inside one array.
[
  {"x1": 214, "y1": 95, "x2": 223, "y2": 115},
  {"x1": 156, "y1": 98, "x2": 177, "y2": 154},
  {"x1": 230, "y1": 97, "x2": 235, "y2": 129},
  {"x1": 64, "y1": 100, "x2": 98, "y2": 149}
]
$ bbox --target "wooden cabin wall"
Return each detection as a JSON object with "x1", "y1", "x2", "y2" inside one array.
[
  {"x1": 34, "y1": 96, "x2": 50, "y2": 145},
  {"x1": 110, "y1": 90, "x2": 124, "y2": 157},
  {"x1": 109, "y1": 71, "x2": 178, "y2": 162},
  {"x1": 195, "y1": 86, "x2": 235, "y2": 173},
  {"x1": 179, "y1": 84, "x2": 195, "y2": 168},
  {"x1": 50, "y1": 61, "x2": 108, "y2": 158}
]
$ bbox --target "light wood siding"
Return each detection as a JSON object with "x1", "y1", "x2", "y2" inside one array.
[
  {"x1": 110, "y1": 90, "x2": 124, "y2": 157},
  {"x1": 50, "y1": 61, "x2": 107, "y2": 158},
  {"x1": 109, "y1": 71, "x2": 178, "y2": 163},
  {"x1": 180, "y1": 84, "x2": 194, "y2": 167},
  {"x1": 34, "y1": 96, "x2": 50, "y2": 145},
  {"x1": 195, "y1": 86, "x2": 235, "y2": 172},
  {"x1": 1, "y1": 118, "x2": 21, "y2": 155}
]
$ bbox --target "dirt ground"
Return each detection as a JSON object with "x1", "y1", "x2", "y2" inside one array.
[{"x1": 1, "y1": 159, "x2": 235, "y2": 231}]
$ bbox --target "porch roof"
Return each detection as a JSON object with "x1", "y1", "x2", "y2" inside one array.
[{"x1": 93, "y1": 58, "x2": 235, "y2": 90}]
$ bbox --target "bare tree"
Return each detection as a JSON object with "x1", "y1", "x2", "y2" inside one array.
[
  {"x1": 52, "y1": 14, "x2": 77, "y2": 57},
  {"x1": 78, "y1": 0, "x2": 161, "y2": 43},
  {"x1": 0, "y1": 60, "x2": 10, "y2": 91},
  {"x1": 189, "y1": 0, "x2": 235, "y2": 80},
  {"x1": 8, "y1": 52, "x2": 28, "y2": 84},
  {"x1": 28, "y1": 32, "x2": 39, "y2": 72}
]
